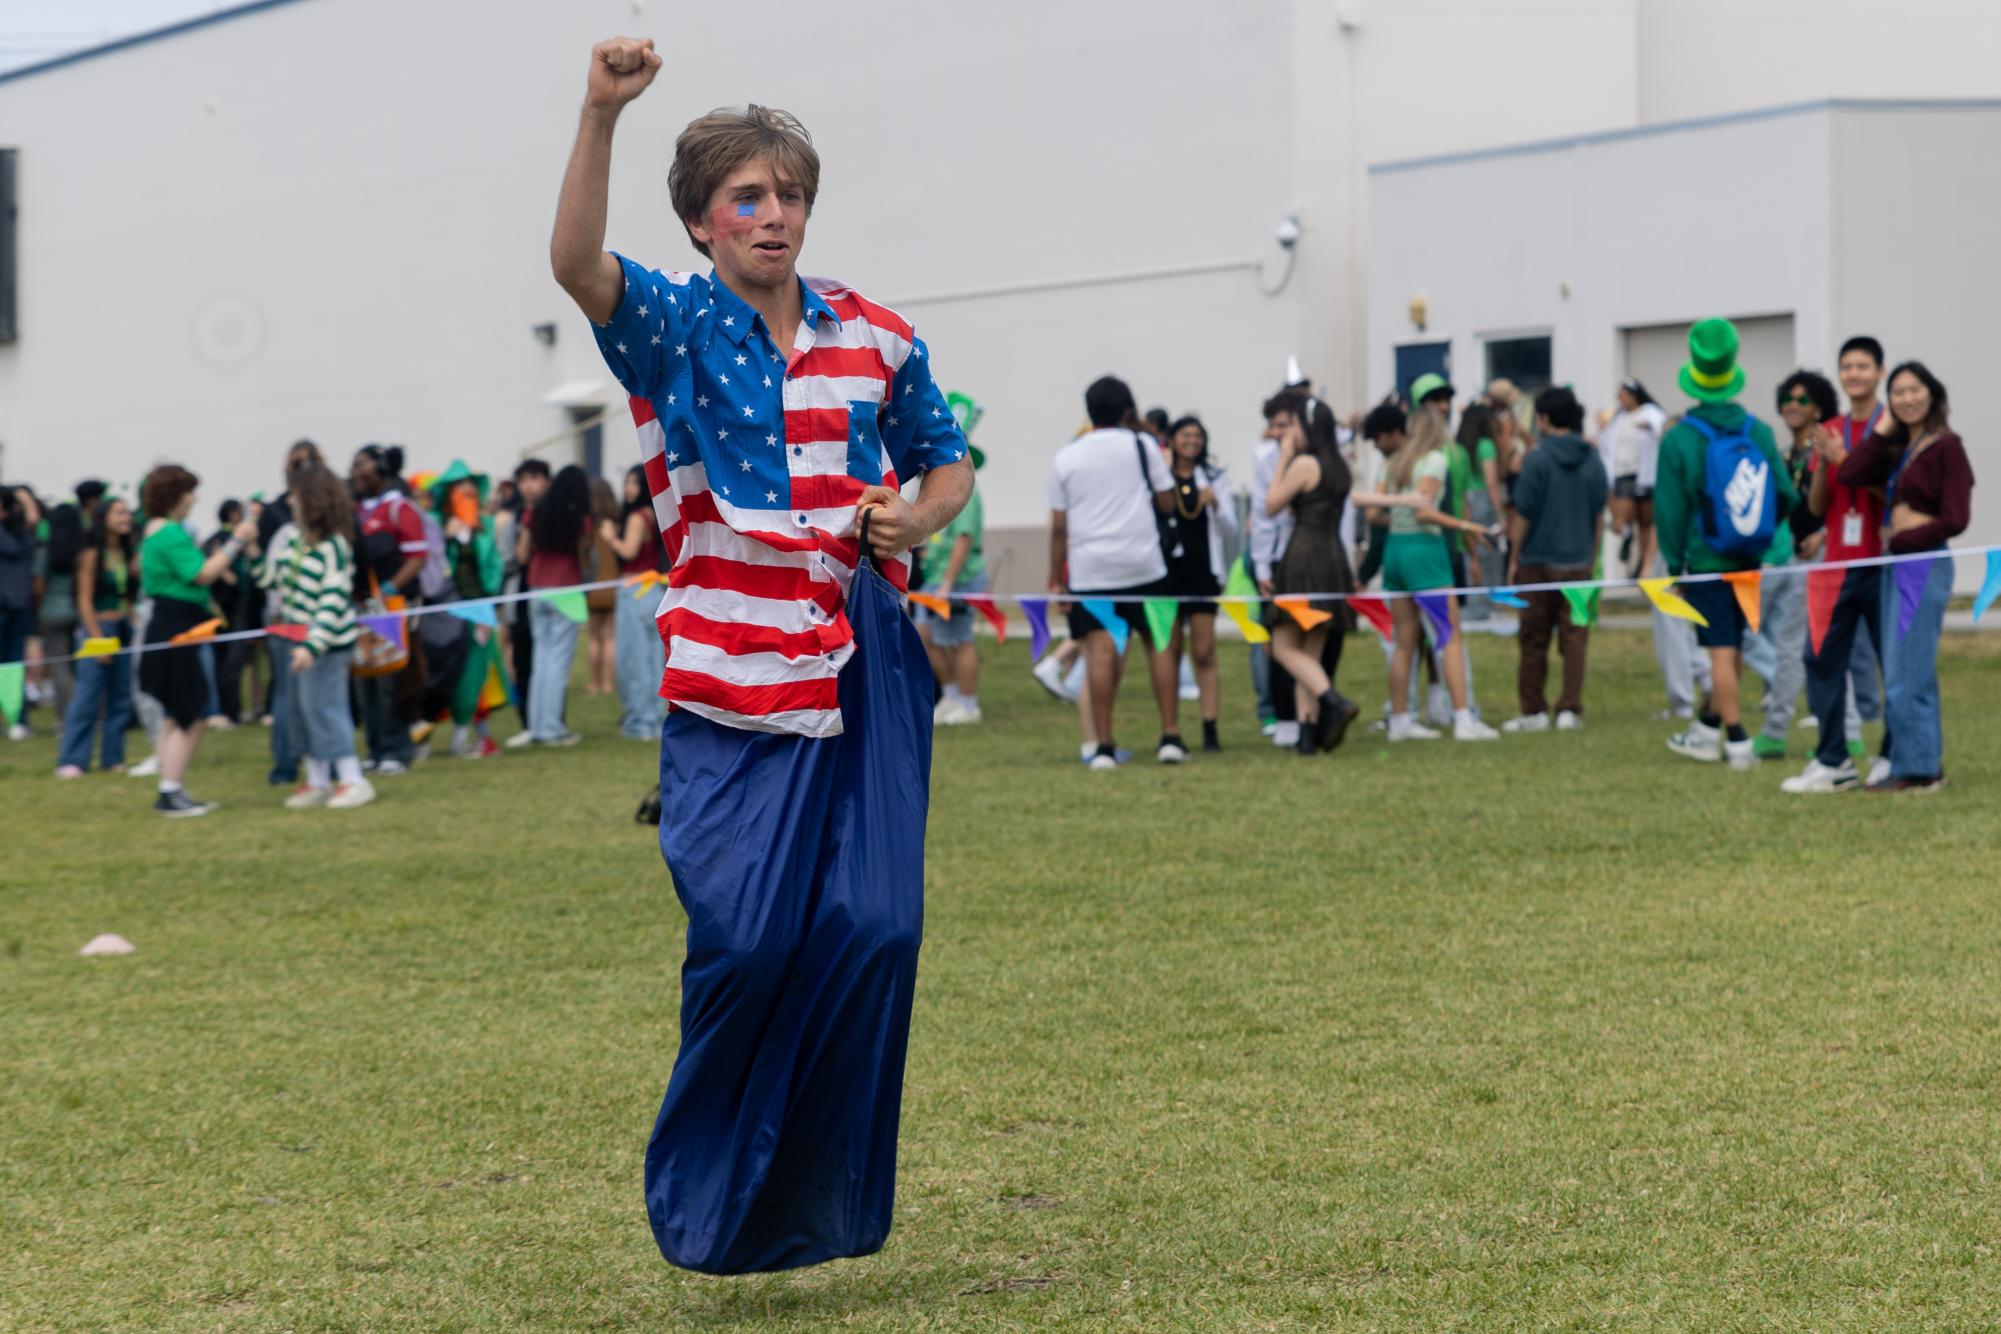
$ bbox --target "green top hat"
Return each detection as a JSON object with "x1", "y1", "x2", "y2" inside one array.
[
  {"x1": 945, "y1": 391, "x2": 986, "y2": 469},
  {"x1": 1678, "y1": 318, "x2": 1747, "y2": 404}
]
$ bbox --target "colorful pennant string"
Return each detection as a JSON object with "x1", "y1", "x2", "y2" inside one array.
[
  {"x1": 1721, "y1": 570, "x2": 1761, "y2": 634},
  {"x1": 540, "y1": 588, "x2": 590, "y2": 625},
  {"x1": 1489, "y1": 588, "x2": 1529, "y2": 609},
  {"x1": 1805, "y1": 567, "x2": 1842, "y2": 656},
  {"x1": 907, "y1": 591, "x2": 951, "y2": 617},
  {"x1": 1222, "y1": 562, "x2": 1270, "y2": 644},
  {"x1": 1415, "y1": 593, "x2": 1453, "y2": 649},
  {"x1": 77, "y1": 636, "x2": 122, "y2": 659},
  {"x1": 1561, "y1": 586, "x2": 1599, "y2": 629},
  {"x1": 1079, "y1": 599, "x2": 1129, "y2": 654},
  {"x1": 168, "y1": 617, "x2": 224, "y2": 645},
  {"x1": 963, "y1": 594, "x2": 1008, "y2": 643},
  {"x1": 1639, "y1": 577, "x2": 1708, "y2": 627},
  {"x1": 1975, "y1": 551, "x2": 2001, "y2": 624},
  {"x1": 1142, "y1": 598, "x2": 1179, "y2": 653},
  {"x1": 1349, "y1": 595, "x2": 1394, "y2": 641},
  {"x1": 1019, "y1": 597, "x2": 1051, "y2": 660},
  {"x1": 1276, "y1": 597, "x2": 1331, "y2": 631},
  {"x1": 0, "y1": 661, "x2": 22, "y2": 725}
]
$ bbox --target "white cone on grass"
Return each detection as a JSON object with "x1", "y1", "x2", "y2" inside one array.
[{"x1": 79, "y1": 933, "x2": 135, "y2": 957}]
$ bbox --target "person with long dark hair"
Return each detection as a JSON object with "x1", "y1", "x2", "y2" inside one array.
[
  {"x1": 601, "y1": 463, "x2": 666, "y2": 740},
  {"x1": 1263, "y1": 392, "x2": 1361, "y2": 754},
  {"x1": 1160, "y1": 415, "x2": 1237, "y2": 751},
  {"x1": 518, "y1": 463, "x2": 592, "y2": 745},
  {"x1": 1836, "y1": 361, "x2": 1974, "y2": 792},
  {"x1": 135, "y1": 465, "x2": 259, "y2": 817},
  {"x1": 54, "y1": 497, "x2": 138, "y2": 776},
  {"x1": 248, "y1": 440, "x2": 323, "y2": 784},
  {"x1": 1455, "y1": 401, "x2": 1507, "y2": 619}
]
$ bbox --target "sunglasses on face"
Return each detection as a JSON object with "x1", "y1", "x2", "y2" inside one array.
[{"x1": 1781, "y1": 393, "x2": 1815, "y2": 407}]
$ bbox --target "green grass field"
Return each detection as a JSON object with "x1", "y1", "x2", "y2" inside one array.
[{"x1": 6, "y1": 625, "x2": 2001, "y2": 1331}]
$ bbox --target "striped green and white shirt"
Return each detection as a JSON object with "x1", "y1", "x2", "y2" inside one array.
[{"x1": 276, "y1": 532, "x2": 358, "y2": 657}]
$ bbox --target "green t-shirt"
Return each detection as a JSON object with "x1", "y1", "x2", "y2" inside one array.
[
  {"x1": 926, "y1": 485, "x2": 984, "y2": 585},
  {"x1": 141, "y1": 521, "x2": 207, "y2": 607},
  {"x1": 1388, "y1": 452, "x2": 1450, "y2": 537},
  {"x1": 1476, "y1": 436, "x2": 1498, "y2": 466},
  {"x1": 1443, "y1": 441, "x2": 1474, "y2": 519}
]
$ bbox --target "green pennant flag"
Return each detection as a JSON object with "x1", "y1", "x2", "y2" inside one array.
[
  {"x1": 0, "y1": 661, "x2": 22, "y2": 726},
  {"x1": 541, "y1": 588, "x2": 590, "y2": 625},
  {"x1": 1561, "y1": 586, "x2": 1599, "y2": 628},
  {"x1": 1142, "y1": 598, "x2": 1180, "y2": 653},
  {"x1": 1225, "y1": 558, "x2": 1261, "y2": 616}
]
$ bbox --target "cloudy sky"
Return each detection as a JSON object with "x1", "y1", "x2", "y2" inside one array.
[{"x1": 0, "y1": 0, "x2": 226, "y2": 74}]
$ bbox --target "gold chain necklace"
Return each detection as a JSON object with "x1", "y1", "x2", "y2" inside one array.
[{"x1": 1173, "y1": 473, "x2": 1203, "y2": 520}]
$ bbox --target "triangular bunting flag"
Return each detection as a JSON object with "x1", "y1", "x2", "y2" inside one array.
[
  {"x1": 1639, "y1": 577, "x2": 1708, "y2": 627},
  {"x1": 1805, "y1": 567, "x2": 1842, "y2": 656},
  {"x1": 1489, "y1": 588, "x2": 1529, "y2": 609},
  {"x1": 477, "y1": 658, "x2": 513, "y2": 716},
  {"x1": 0, "y1": 661, "x2": 22, "y2": 726},
  {"x1": 1349, "y1": 595, "x2": 1394, "y2": 641},
  {"x1": 1974, "y1": 550, "x2": 2001, "y2": 624},
  {"x1": 1275, "y1": 597, "x2": 1331, "y2": 632},
  {"x1": 540, "y1": 588, "x2": 590, "y2": 625},
  {"x1": 1722, "y1": 570, "x2": 1761, "y2": 634},
  {"x1": 1894, "y1": 554, "x2": 1944, "y2": 636},
  {"x1": 1079, "y1": 599, "x2": 1129, "y2": 654},
  {"x1": 266, "y1": 623, "x2": 310, "y2": 643},
  {"x1": 450, "y1": 601, "x2": 499, "y2": 629},
  {"x1": 1221, "y1": 562, "x2": 1269, "y2": 644},
  {"x1": 625, "y1": 571, "x2": 666, "y2": 599},
  {"x1": 168, "y1": 617, "x2": 224, "y2": 645},
  {"x1": 963, "y1": 595, "x2": 1008, "y2": 643},
  {"x1": 1019, "y1": 597, "x2": 1051, "y2": 661},
  {"x1": 1415, "y1": 593, "x2": 1453, "y2": 649},
  {"x1": 77, "y1": 636, "x2": 122, "y2": 659},
  {"x1": 1561, "y1": 586, "x2": 1599, "y2": 630},
  {"x1": 1142, "y1": 598, "x2": 1179, "y2": 653},
  {"x1": 359, "y1": 613, "x2": 405, "y2": 643},
  {"x1": 907, "y1": 591, "x2": 951, "y2": 617}
]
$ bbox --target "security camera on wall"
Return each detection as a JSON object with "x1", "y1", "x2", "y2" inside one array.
[{"x1": 1275, "y1": 214, "x2": 1301, "y2": 250}]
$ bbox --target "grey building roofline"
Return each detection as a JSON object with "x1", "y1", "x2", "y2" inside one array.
[
  {"x1": 1369, "y1": 97, "x2": 2001, "y2": 176},
  {"x1": 0, "y1": 0, "x2": 313, "y2": 87}
]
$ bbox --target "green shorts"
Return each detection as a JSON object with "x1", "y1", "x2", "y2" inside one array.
[{"x1": 1383, "y1": 532, "x2": 1454, "y2": 593}]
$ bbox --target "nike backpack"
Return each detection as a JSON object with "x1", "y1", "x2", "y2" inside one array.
[{"x1": 1686, "y1": 415, "x2": 1777, "y2": 557}]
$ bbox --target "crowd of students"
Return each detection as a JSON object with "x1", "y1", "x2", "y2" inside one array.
[
  {"x1": 1009, "y1": 320, "x2": 1974, "y2": 792},
  {"x1": 0, "y1": 439, "x2": 665, "y2": 817}
]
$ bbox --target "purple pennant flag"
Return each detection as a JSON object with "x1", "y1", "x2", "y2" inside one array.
[
  {"x1": 360, "y1": 613, "x2": 404, "y2": 644},
  {"x1": 1415, "y1": 593, "x2": 1453, "y2": 650},
  {"x1": 1974, "y1": 551, "x2": 2001, "y2": 624},
  {"x1": 1893, "y1": 554, "x2": 1943, "y2": 637},
  {"x1": 1019, "y1": 597, "x2": 1051, "y2": 661}
]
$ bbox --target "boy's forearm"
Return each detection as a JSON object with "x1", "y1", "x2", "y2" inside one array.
[{"x1": 551, "y1": 107, "x2": 626, "y2": 322}]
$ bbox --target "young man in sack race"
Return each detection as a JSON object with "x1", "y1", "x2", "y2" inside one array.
[{"x1": 551, "y1": 36, "x2": 973, "y2": 1273}]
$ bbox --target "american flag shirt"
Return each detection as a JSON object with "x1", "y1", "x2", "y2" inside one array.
[{"x1": 592, "y1": 254, "x2": 967, "y2": 738}]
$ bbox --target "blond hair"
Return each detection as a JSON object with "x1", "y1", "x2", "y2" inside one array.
[
  {"x1": 1388, "y1": 403, "x2": 1448, "y2": 490},
  {"x1": 668, "y1": 105, "x2": 820, "y2": 258}
]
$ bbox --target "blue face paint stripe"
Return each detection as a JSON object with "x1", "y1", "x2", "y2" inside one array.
[{"x1": 736, "y1": 203, "x2": 756, "y2": 217}]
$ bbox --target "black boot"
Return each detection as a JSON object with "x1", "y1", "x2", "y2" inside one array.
[
  {"x1": 1201, "y1": 719, "x2": 1221, "y2": 753},
  {"x1": 1316, "y1": 690, "x2": 1361, "y2": 752},
  {"x1": 1296, "y1": 721, "x2": 1318, "y2": 756}
]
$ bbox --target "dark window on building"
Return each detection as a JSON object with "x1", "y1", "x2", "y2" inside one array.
[
  {"x1": 1485, "y1": 335, "x2": 1552, "y2": 393},
  {"x1": 0, "y1": 150, "x2": 16, "y2": 344}
]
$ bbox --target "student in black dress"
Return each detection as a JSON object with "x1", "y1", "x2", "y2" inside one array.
[
  {"x1": 1263, "y1": 394, "x2": 1361, "y2": 755},
  {"x1": 1158, "y1": 417, "x2": 1237, "y2": 752}
]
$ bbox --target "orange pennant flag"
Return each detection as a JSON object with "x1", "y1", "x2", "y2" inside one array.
[
  {"x1": 1721, "y1": 570, "x2": 1761, "y2": 634},
  {"x1": 625, "y1": 570, "x2": 666, "y2": 599},
  {"x1": 1275, "y1": 597, "x2": 1332, "y2": 631},
  {"x1": 1638, "y1": 577, "x2": 1708, "y2": 627},
  {"x1": 907, "y1": 591, "x2": 951, "y2": 617},
  {"x1": 168, "y1": 617, "x2": 224, "y2": 645}
]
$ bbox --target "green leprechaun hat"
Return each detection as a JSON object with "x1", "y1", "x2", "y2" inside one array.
[
  {"x1": 1678, "y1": 317, "x2": 1746, "y2": 404},
  {"x1": 945, "y1": 391, "x2": 986, "y2": 469}
]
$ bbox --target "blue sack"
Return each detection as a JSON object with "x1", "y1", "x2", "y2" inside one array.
[
  {"x1": 1686, "y1": 413, "x2": 1777, "y2": 557},
  {"x1": 645, "y1": 513, "x2": 934, "y2": 1274}
]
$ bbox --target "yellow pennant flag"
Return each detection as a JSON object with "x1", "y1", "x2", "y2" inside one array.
[
  {"x1": 77, "y1": 636, "x2": 122, "y2": 659},
  {"x1": 1275, "y1": 597, "x2": 1332, "y2": 632},
  {"x1": 1639, "y1": 577, "x2": 1709, "y2": 627},
  {"x1": 1721, "y1": 570, "x2": 1761, "y2": 634},
  {"x1": 907, "y1": 591, "x2": 951, "y2": 617},
  {"x1": 1221, "y1": 601, "x2": 1269, "y2": 644}
]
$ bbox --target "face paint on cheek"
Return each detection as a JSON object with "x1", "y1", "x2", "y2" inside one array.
[{"x1": 710, "y1": 204, "x2": 760, "y2": 239}]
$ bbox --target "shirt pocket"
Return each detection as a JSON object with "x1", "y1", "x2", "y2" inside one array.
[{"x1": 846, "y1": 399, "x2": 889, "y2": 487}]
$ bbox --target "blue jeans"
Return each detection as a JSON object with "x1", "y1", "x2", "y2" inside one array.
[
  {"x1": 1879, "y1": 551, "x2": 1952, "y2": 780},
  {"x1": 1743, "y1": 567, "x2": 1807, "y2": 739},
  {"x1": 1849, "y1": 615, "x2": 1883, "y2": 722},
  {"x1": 528, "y1": 598, "x2": 580, "y2": 740},
  {"x1": 266, "y1": 638, "x2": 301, "y2": 783},
  {"x1": 56, "y1": 623, "x2": 134, "y2": 770},
  {"x1": 288, "y1": 646, "x2": 356, "y2": 763},
  {"x1": 614, "y1": 584, "x2": 666, "y2": 740}
]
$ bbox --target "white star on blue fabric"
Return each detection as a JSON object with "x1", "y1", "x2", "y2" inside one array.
[
  {"x1": 740, "y1": 459, "x2": 752, "y2": 471},
  {"x1": 765, "y1": 490, "x2": 778, "y2": 503},
  {"x1": 723, "y1": 315, "x2": 735, "y2": 327},
  {"x1": 722, "y1": 485, "x2": 729, "y2": 495},
  {"x1": 666, "y1": 393, "x2": 676, "y2": 405},
  {"x1": 766, "y1": 433, "x2": 778, "y2": 446},
  {"x1": 666, "y1": 451, "x2": 679, "y2": 463},
  {"x1": 719, "y1": 373, "x2": 730, "y2": 385},
  {"x1": 887, "y1": 416, "x2": 899, "y2": 428},
  {"x1": 696, "y1": 394, "x2": 709, "y2": 407},
  {"x1": 904, "y1": 383, "x2": 914, "y2": 395},
  {"x1": 931, "y1": 407, "x2": 942, "y2": 418},
  {"x1": 742, "y1": 405, "x2": 754, "y2": 418},
  {"x1": 762, "y1": 375, "x2": 772, "y2": 387},
  {"x1": 637, "y1": 304, "x2": 648, "y2": 318},
  {"x1": 616, "y1": 343, "x2": 627, "y2": 354},
  {"x1": 735, "y1": 354, "x2": 747, "y2": 366},
  {"x1": 675, "y1": 344, "x2": 688, "y2": 357},
  {"x1": 717, "y1": 429, "x2": 728, "y2": 441},
  {"x1": 650, "y1": 334, "x2": 660, "y2": 346}
]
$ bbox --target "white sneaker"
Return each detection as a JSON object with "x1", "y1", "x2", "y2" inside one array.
[
  {"x1": 1555, "y1": 710, "x2": 1584, "y2": 731},
  {"x1": 1157, "y1": 737, "x2": 1189, "y2": 764},
  {"x1": 127, "y1": 754, "x2": 160, "y2": 778},
  {"x1": 955, "y1": 701, "x2": 982, "y2": 724},
  {"x1": 6, "y1": 723, "x2": 29, "y2": 741},
  {"x1": 205, "y1": 714, "x2": 235, "y2": 732},
  {"x1": 375, "y1": 758, "x2": 410, "y2": 776},
  {"x1": 1666, "y1": 721, "x2": 1722, "y2": 763},
  {"x1": 540, "y1": 732, "x2": 582, "y2": 748},
  {"x1": 1725, "y1": 738, "x2": 1757, "y2": 771},
  {"x1": 1424, "y1": 684, "x2": 1454, "y2": 729},
  {"x1": 1867, "y1": 756, "x2": 1891, "y2": 787},
  {"x1": 1801, "y1": 715, "x2": 1819, "y2": 730},
  {"x1": 503, "y1": 731, "x2": 537, "y2": 750},
  {"x1": 1031, "y1": 654, "x2": 1078, "y2": 703},
  {"x1": 1453, "y1": 715, "x2": 1500, "y2": 742},
  {"x1": 1501, "y1": 712, "x2": 1550, "y2": 734},
  {"x1": 1088, "y1": 751, "x2": 1119, "y2": 772},
  {"x1": 327, "y1": 778, "x2": 378, "y2": 810},
  {"x1": 1260, "y1": 720, "x2": 1279, "y2": 737},
  {"x1": 1782, "y1": 759, "x2": 1861, "y2": 794},
  {"x1": 284, "y1": 785, "x2": 330, "y2": 810},
  {"x1": 1271, "y1": 721, "x2": 1301, "y2": 748},
  {"x1": 933, "y1": 697, "x2": 965, "y2": 724},
  {"x1": 1388, "y1": 715, "x2": 1440, "y2": 742}
]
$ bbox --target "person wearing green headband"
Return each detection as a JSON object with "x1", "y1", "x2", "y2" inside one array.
[{"x1": 1654, "y1": 317, "x2": 1798, "y2": 772}]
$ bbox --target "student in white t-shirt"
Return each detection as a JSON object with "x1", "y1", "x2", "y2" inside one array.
[{"x1": 1047, "y1": 376, "x2": 1181, "y2": 770}]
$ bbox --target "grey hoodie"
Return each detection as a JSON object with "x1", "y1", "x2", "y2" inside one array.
[{"x1": 1515, "y1": 432, "x2": 1608, "y2": 568}]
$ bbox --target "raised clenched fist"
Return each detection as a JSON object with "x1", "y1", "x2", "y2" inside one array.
[{"x1": 586, "y1": 36, "x2": 662, "y2": 110}]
